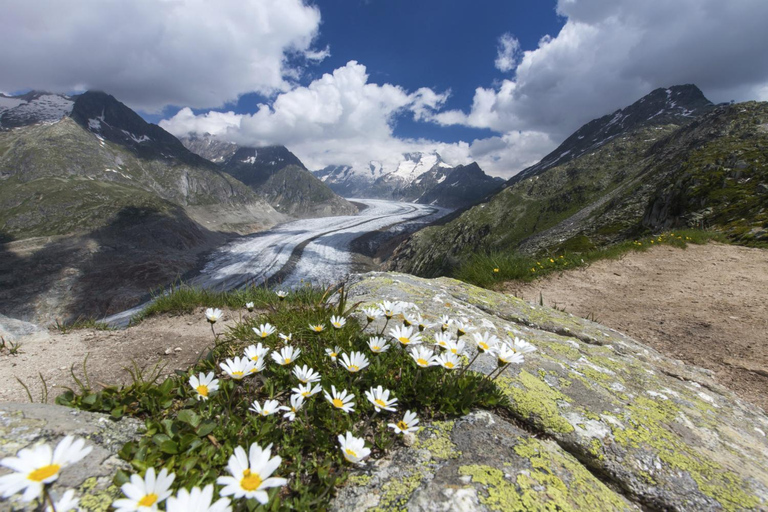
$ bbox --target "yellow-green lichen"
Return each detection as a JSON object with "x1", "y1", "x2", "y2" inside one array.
[
  {"x1": 77, "y1": 477, "x2": 120, "y2": 511},
  {"x1": 498, "y1": 370, "x2": 575, "y2": 434},
  {"x1": 370, "y1": 469, "x2": 425, "y2": 511},
  {"x1": 347, "y1": 474, "x2": 373, "y2": 486},
  {"x1": 612, "y1": 396, "x2": 759, "y2": 510},
  {"x1": 412, "y1": 420, "x2": 460, "y2": 459}
]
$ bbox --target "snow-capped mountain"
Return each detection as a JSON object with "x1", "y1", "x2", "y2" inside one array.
[
  {"x1": 0, "y1": 91, "x2": 74, "y2": 128},
  {"x1": 313, "y1": 161, "x2": 387, "y2": 197}
]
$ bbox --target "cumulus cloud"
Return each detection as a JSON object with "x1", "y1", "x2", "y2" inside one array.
[
  {"x1": 435, "y1": 0, "x2": 768, "y2": 141},
  {"x1": 494, "y1": 33, "x2": 521, "y2": 73},
  {"x1": 0, "y1": 0, "x2": 324, "y2": 112}
]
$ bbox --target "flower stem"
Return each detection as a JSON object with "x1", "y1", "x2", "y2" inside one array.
[{"x1": 458, "y1": 351, "x2": 481, "y2": 378}]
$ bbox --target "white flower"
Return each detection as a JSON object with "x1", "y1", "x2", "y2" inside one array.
[
  {"x1": 472, "y1": 332, "x2": 500, "y2": 353},
  {"x1": 45, "y1": 489, "x2": 79, "y2": 512},
  {"x1": 388, "y1": 410, "x2": 419, "y2": 434},
  {"x1": 0, "y1": 435, "x2": 92, "y2": 502},
  {"x1": 378, "y1": 300, "x2": 401, "y2": 319},
  {"x1": 389, "y1": 325, "x2": 422, "y2": 346},
  {"x1": 409, "y1": 346, "x2": 438, "y2": 368},
  {"x1": 365, "y1": 386, "x2": 398, "y2": 413},
  {"x1": 338, "y1": 432, "x2": 371, "y2": 464},
  {"x1": 113, "y1": 467, "x2": 175, "y2": 512},
  {"x1": 243, "y1": 343, "x2": 270, "y2": 363},
  {"x1": 249, "y1": 399, "x2": 281, "y2": 417},
  {"x1": 279, "y1": 332, "x2": 293, "y2": 342},
  {"x1": 330, "y1": 315, "x2": 347, "y2": 329},
  {"x1": 248, "y1": 358, "x2": 267, "y2": 375},
  {"x1": 324, "y1": 385, "x2": 355, "y2": 413},
  {"x1": 414, "y1": 314, "x2": 432, "y2": 332},
  {"x1": 292, "y1": 383, "x2": 322, "y2": 398},
  {"x1": 189, "y1": 372, "x2": 219, "y2": 401},
  {"x1": 216, "y1": 443, "x2": 287, "y2": 503},
  {"x1": 402, "y1": 312, "x2": 417, "y2": 327},
  {"x1": 454, "y1": 319, "x2": 473, "y2": 337},
  {"x1": 361, "y1": 307, "x2": 382, "y2": 322},
  {"x1": 276, "y1": 290, "x2": 288, "y2": 299},
  {"x1": 445, "y1": 338, "x2": 466, "y2": 356},
  {"x1": 166, "y1": 484, "x2": 231, "y2": 512},
  {"x1": 367, "y1": 336, "x2": 390, "y2": 353},
  {"x1": 205, "y1": 308, "x2": 223, "y2": 324},
  {"x1": 220, "y1": 357, "x2": 256, "y2": 380},
  {"x1": 325, "y1": 346, "x2": 342, "y2": 362},
  {"x1": 433, "y1": 331, "x2": 453, "y2": 349},
  {"x1": 245, "y1": 302, "x2": 254, "y2": 312},
  {"x1": 438, "y1": 315, "x2": 453, "y2": 332},
  {"x1": 339, "y1": 351, "x2": 370, "y2": 373},
  {"x1": 292, "y1": 365, "x2": 321, "y2": 383},
  {"x1": 271, "y1": 346, "x2": 301, "y2": 366},
  {"x1": 510, "y1": 336, "x2": 537, "y2": 354},
  {"x1": 436, "y1": 352, "x2": 461, "y2": 370},
  {"x1": 309, "y1": 323, "x2": 325, "y2": 333},
  {"x1": 495, "y1": 344, "x2": 526, "y2": 365},
  {"x1": 278, "y1": 394, "x2": 305, "y2": 422},
  {"x1": 253, "y1": 323, "x2": 276, "y2": 339}
]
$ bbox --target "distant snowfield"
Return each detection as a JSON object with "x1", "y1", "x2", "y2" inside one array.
[{"x1": 105, "y1": 199, "x2": 448, "y2": 326}]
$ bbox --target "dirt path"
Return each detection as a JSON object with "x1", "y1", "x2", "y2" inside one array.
[
  {"x1": 0, "y1": 308, "x2": 244, "y2": 404},
  {"x1": 507, "y1": 242, "x2": 768, "y2": 412}
]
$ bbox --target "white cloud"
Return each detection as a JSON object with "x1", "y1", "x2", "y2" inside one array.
[
  {"x1": 435, "y1": 0, "x2": 768, "y2": 142},
  {"x1": 495, "y1": 33, "x2": 521, "y2": 73},
  {"x1": 0, "y1": 0, "x2": 324, "y2": 112}
]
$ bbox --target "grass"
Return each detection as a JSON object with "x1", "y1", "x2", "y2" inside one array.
[
  {"x1": 57, "y1": 285, "x2": 510, "y2": 510},
  {"x1": 453, "y1": 229, "x2": 726, "y2": 289},
  {"x1": 54, "y1": 317, "x2": 114, "y2": 333}
]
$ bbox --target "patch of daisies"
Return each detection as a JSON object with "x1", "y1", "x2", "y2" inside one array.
[{"x1": 1, "y1": 294, "x2": 535, "y2": 510}]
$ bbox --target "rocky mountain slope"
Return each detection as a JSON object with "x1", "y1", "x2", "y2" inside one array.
[
  {"x1": 315, "y1": 151, "x2": 504, "y2": 209},
  {"x1": 0, "y1": 91, "x2": 285, "y2": 323},
  {"x1": 181, "y1": 135, "x2": 358, "y2": 218},
  {"x1": 389, "y1": 85, "x2": 768, "y2": 277}
]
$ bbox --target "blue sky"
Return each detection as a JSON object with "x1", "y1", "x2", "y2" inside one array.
[{"x1": 2, "y1": 1, "x2": 768, "y2": 177}]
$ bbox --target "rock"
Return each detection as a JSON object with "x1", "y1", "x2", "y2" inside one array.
[
  {"x1": 0, "y1": 403, "x2": 142, "y2": 511},
  {"x1": 342, "y1": 272, "x2": 768, "y2": 511},
  {"x1": 0, "y1": 315, "x2": 50, "y2": 344}
]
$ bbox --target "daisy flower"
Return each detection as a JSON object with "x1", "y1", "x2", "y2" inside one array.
[
  {"x1": 330, "y1": 315, "x2": 346, "y2": 329},
  {"x1": 166, "y1": 484, "x2": 231, "y2": 512},
  {"x1": 189, "y1": 372, "x2": 219, "y2": 401},
  {"x1": 278, "y1": 332, "x2": 293, "y2": 342},
  {"x1": 438, "y1": 315, "x2": 453, "y2": 332},
  {"x1": 388, "y1": 410, "x2": 420, "y2": 434},
  {"x1": 324, "y1": 385, "x2": 355, "y2": 413},
  {"x1": 271, "y1": 346, "x2": 301, "y2": 366},
  {"x1": 364, "y1": 386, "x2": 398, "y2": 413},
  {"x1": 361, "y1": 307, "x2": 381, "y2": 323},
  {"x1": 433, "y1": 331, "x2": 453, "y2": 349},
  {"x1": 243, "y1": 343, "x2": 270, "y2": 363},
  {"x1": 292, "y1": 383, "x2": 322, "y2": 398},
  {"x1": 338, "y1": 432, "x2": 371, "y2": 464},
  {"x1": 253, "y1": 323, "x2": 276, "y2": 339},
  {"x1": 245, "y1": 302, "x2": 254, "y2": 312},
  {"x1": 402, "y1": 312, "x2": 416, "y2": 327},
  {"x1": 510, "y1": 336, "x2": 537, "y2": 354},
  {"x1": 495, "y1": 344, "x2": 526, "y2": 365},
  {"x1": 325, "y1": 346, "x2": 342, "y2": 362},
  {"x1": 472, "y1": 332, "x2": 500, "y2": 353},
  {"x1": 445, "y1": 338, "x2": 466, "y2": 356},
  {"x1": 45, "y1": 489, "x2": 79, "y2": 512},
  {"x1": 220, "y1": 357, "x2": 255, "y2": 380},
  {"x1": 339, "y1": 351, "x2": 370, "y2": 373},
  {"x1": 0, "y1": 436, "x2": 92, "y2": 502},
  {"x1": 389, "y1": 325, "x2": 422, "y2": 347},
  {"x1": 292, "y1": 365, "x2": 321, "y2": 384},
  {"x1": 454, "y1": 320, "x2": 473, "y2": 337},
  {"x1": 415, "y1": 314, "x2": 433, "y2": 332},
  {"x1": 308, "y1": 323, "x2": 325, "y2": 333},
  {"x1": 113, "y1": 467, "x2": 175, "y2": 512},
  {"x1": 409, "y1": 346, "x2": 439, "y2": 368},
  {"x1": 276, "y1": 290, "x2": 288, "y2": 300},
  {"x1": 249, "y1": 399, "x2": 281, "y2": 417},
  {"x1": 378, "y1": 300, "x2": 401, "y2": 319},
  {"x1": 278, "y1": 394, "x2": 305, "y2": 422},
  {"x1": 216, "y1": 443, "x2": 287, "y2": 503},
  {"x1": 436, "y1": 352, "x2": 461, "y2": 370},
  {"x1": 367, "y1": 336, "x2": 390, "y2": 353},
  {"x1": 248, "y1": 359, "x2": 267, "y2": 375},
  {"x1": 205, "y1": 308, "x2": 223, "y2": 324}
]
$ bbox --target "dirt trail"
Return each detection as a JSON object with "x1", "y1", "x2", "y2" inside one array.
[{"x1": 508, "y1": 242, "x2": 768, "y2": 412}]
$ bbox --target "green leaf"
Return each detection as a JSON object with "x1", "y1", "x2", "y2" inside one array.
[
  {"x1": 177, "y1": 409, "x2": 200, "y2": 428},
  {"x1": 196, "y1": 420, "x2": 216, "y2": 437},
  {"x1": 159, "y1": 440, "x2": 179, "y2": 455}
]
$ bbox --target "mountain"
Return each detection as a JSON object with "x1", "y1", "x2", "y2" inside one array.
[
  {"x1": 0, "y1": 91, "x2": 285, "y2": 323},
  {"x1": 180, "y1": 135, "x2": 358, "y2": 218},
  {"x1": 314, "y1": 152, "x2": 504, "y2": 209},
  {"x1": 388, "y1": 85, "x2": 768, "y2": 277},
  {"x1": 0, "y1": 91, "x2": 74, "y2": 129}
]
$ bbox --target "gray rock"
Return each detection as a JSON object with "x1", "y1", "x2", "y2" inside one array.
[{"x1": 0, "y1": 315, "x2": 49, "y2": 344}]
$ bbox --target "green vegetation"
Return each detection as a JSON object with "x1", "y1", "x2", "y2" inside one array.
[
  {"x1": 54, "y1": 317, "x2": 115, "y2": 334},
  {"x1": 57, "y1": 285, "x2": 508, "y2": 510},
  {"x1": 453, "y1": 229, "x2": 724, "y2": 289}
]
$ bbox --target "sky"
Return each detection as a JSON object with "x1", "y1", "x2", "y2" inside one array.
[{"x1": 2, "y1": 0, "x2": 768, "y2": 178}]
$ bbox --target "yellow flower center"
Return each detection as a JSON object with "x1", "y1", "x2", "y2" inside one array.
[
  {"x1": 138, "y1": 493, "x2": 158, "y2": 507},
  {"x1": 332, "y1": 398, "x2": 344, "y2": 408},
  {"x1": 445, "y1": 362, "x2": 455, "y2": 368},
  {"x1": 398, "y1": 337, "x2": 410, "y2": 344},
  {"x1": 348, "y1": 365, "x2": 359, "y2": 372},
  {"x1": 313, "y1": 326, "x2": 323, "y2": 332},
  {"x1": 333, "y1": 323, "x2": 341, "y2": 328},
  {"x1": 302, "y1": 391, "x2": 310, "y2": 397},
  {"x1": 330, "y1": 352, "x2": 337, "y2": 357},
  {"x1": 28, "y1": 464, "x2": 60, "y2": 482},
  {"x1": 417, "y1": 358, "x2": 428, "y2": 366},
  {"x1": 450, "y1": 348, "x2": 458, "y2": 354},
  {"x1": 397, "y1": 421, "x2": 408, "y2": 431},
  {"x1": 241, "y1": 469, "x2": 263, "y2": 491},
  {"x1": 251, "y1": 355, "x2": 259, "y2": 361},
  {"x1": 375, "y1": 399, "x2": 387, "y2": 408},
  {"x1": 372, "y1": 345, "x2": 380, "y2": 351},
  {"x1": 284, "y1": 358, "x2": 291, "y2": 364},
  {"x1": 479, "y1": 343, "x2": 488, "y2": 350},
  {"x1": 232, "y1": 371, "x2": 244, "y2": 377},
  {"x1": 196, "y1": 385, "x2": 209, "y2": 397},
  {"x1": 345, "y1": 448, "x2": 358, "y2": 458},
  {"x1": 261, "y1": 332, "x2": 268, "y2": 337}
]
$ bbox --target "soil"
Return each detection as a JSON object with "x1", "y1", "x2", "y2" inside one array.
[
  {"x1": 0, "y1": 308, "x2": 243, "y2": 404},
  {"x1": 507, "y1": 242, "x2": 768, "y2": 412}
]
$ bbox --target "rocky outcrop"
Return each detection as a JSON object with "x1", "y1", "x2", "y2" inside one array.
[{"x1": 338, "y1": 272, "x2": 768, "y2": 511}]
